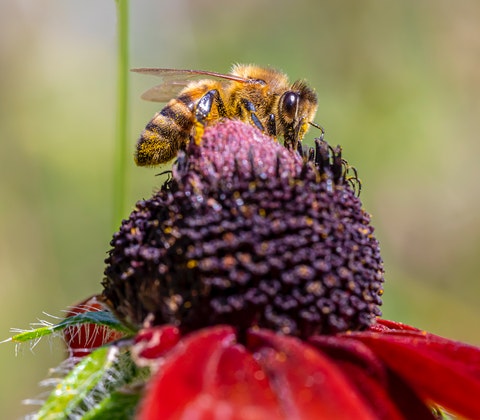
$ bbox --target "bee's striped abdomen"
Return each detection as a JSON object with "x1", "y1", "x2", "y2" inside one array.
[{"x1": 135, "y1": 97, "x2": 195, "y2": 166}]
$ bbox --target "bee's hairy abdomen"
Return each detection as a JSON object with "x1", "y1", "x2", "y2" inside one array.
[{"x1": 135, "y1": 98, "x2": 195, "y2": 166}]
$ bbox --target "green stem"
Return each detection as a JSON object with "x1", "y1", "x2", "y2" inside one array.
[{"x1": 113, "y1": 0, "x2": 129, "y2": 230}]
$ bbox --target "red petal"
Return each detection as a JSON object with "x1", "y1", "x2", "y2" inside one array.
[
  {"x1": 132, "y1": 325, "x2": 180, "y2": 365},
  {"x1": 349, "y1": 329, "x2": 480, "y2": 419},
  {"x1": 370, "y1": 318, "x2": 422, "y2": 333},
  {"x1": 212, "y1": 343, "x2": 281, "y2": 412},
  {"x1": 64, "y1": 295, "x2": 123, "y2": 358},
  {"x1": 138, "y1": 326, "x2": 282, "y2": 420},
  {"x1": 247, "y1": 329, "x2": 376, "y2": 420},
  {"x1": 310, "y1": 336, "x2": 436, "y2": 420}
]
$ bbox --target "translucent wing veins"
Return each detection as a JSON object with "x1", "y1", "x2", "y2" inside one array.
[{"x1": 131, "y1": 68, "x2": 259, "y2": 103}]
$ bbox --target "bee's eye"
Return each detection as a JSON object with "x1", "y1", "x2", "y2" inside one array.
[{"x1": 280, "y1": 92, "x2": 299, "y2": 119}]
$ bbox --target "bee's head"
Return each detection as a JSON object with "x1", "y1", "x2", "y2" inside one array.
[{"x1": 278, "y1": 80, "x2": 318, "y2": 149}]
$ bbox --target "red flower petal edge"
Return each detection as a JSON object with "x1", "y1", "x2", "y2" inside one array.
[
  {"x1": 309, "y1": 335, "x2": 436, "y2": 419},
  {"x1": 342, "y1": 320, "x2": 480, "y2": 419}
]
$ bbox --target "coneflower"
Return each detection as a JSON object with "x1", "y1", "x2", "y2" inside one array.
[
  {"x1": 55, "y1": 121, "x2": 480, "y2": 419},
  {"x1": 102, "y1": 120, "x2": 384, "y2": 338}
]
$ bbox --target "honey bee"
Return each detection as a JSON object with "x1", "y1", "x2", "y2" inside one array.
[{"x1": 132, "y1": 64, "x2": 320, "y2": 166}]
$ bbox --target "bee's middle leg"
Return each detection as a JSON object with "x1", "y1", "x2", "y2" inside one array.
[
  {"x1": 193, "y1": 89, "x2": 227, "y2": 144},
  {"x1": 195, "y1": 89, "x2": 227, "y2": 124}
]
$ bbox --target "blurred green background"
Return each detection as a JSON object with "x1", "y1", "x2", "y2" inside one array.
[{"x1": 1, "y1": 0, "x2": 479, "y2": 417}]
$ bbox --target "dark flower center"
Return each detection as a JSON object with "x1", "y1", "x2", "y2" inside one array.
[{"x1": 102, "y1": 121, "x2": 384, "y2": 338}]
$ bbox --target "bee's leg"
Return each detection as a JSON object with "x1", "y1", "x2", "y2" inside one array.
[
  {"x1": 266, "y1": 114, "x2": 276, "y2": 137},
  {"x1": 195, "y1": 89, "x2": 227, "y2": 123},
  {"x1": 193, "y1": 89, "x2": 227, "y2": 144},
  {"x1": 240, "y1": 99, "x2": 265, "y2": 132},
  {"x1": 282, "y1": 125, "x2": 295, "y2": 150}
]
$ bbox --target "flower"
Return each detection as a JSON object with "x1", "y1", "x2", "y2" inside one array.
[
  {"x1": 102, "y1": 120, "x2": 384, "y2": 338},
  {"x1": 56, "y1": 120, "x2": 480, "y2": 419}
]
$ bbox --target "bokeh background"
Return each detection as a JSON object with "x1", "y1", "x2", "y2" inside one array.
[{"x1": 1, "y1": 0, "x2": 479, "y2": 417}]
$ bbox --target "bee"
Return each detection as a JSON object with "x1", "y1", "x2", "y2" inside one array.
[{"x1": 132, "y1": 64, "x2": 320, "y2": 166}]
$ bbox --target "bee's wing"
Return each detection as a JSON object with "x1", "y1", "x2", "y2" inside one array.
[
  {"x1": 138, "y1": 81, "x2": 191, "y2": 103},
  {"x1": 131, "y1": 68, "x2": 252, "y2": 103}
]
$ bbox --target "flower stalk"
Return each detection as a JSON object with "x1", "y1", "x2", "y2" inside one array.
[{"x1": 112, "y1": 0, "x2": 130, "y2": 229}]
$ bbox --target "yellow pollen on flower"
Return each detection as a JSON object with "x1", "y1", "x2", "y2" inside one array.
[
  {"x1": 306, "y1": 281, "x2": 323, "y2": 294},
  {"x1": 259, "y1": 242, "x2": 269, "y2": 252},
  {"x1": 187, "y1": 260, "x2": 198, "y2": 269},
  {"x1": 297, "y1": 265, "x2": 311, "y2": 277}
]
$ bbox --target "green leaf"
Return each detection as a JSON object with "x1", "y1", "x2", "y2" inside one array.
[
  {"x1": 36, "y1": 345, "x2": 148, "y2": 419},
  {"x1": 82, "y1": 390, "x2": 142, "y2": 420},
  {"x1": 9, "y1": 311, "x2": 133, "y2": 344}
]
